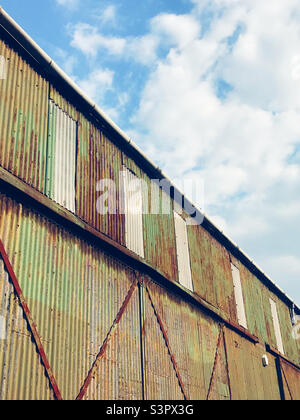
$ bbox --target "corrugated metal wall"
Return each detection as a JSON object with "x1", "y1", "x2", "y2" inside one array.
[
  {"x1": 0, "y1": 31, "x2": 299, "y2": 400},
  {"x1": 224, "y1": 328, "x2": 281, "y2": 400},
  {"x1": 0, "y1": 192, "x2": 137, "y2": 400},
  {"x1": 143, "y1": 277, "x2": 231, "y2": 400},
  {"x1": 280, "y1": 359, "x2": 300, "y2": 400},
  {"x1": 237, "y1": 256, "x2": 300, "y2": 366},
  {"x1": 123, "y1": 154, "x2": 178, "y2": 282},
  {"x1": 0, "y1": 190, "x2": 299, "y2": 400},
  {"x1": 76, "y1": 111, "x2": 125, "y2": 245},
  {"x1": 46, "y1": 100, "x2": 77, "y2": 213},
  {"x1": 188, "y1": 223, "x2": 236, "y2": 319},
  {"x1": 82, "y1": 286, "x2": 143, "y2": 400},
  {"x1": 0, "y1": 257, "x2": 55, "y2": 400},
  {"x1": 0, "y1": 38, "x2": 49, "y2": 193}
]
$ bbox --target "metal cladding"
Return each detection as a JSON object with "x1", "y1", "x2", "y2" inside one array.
[
  {"x1": 0, "y1": 258, "x2": 55, "y2": 400},
  {"x1": 76, "y1": 111, "x2": 125, "y2": 245},
  {"x1": 0, "y1": 193, "x2": 138, "y2": 400},
  {"x1": 0, "y1": 9, "x2": 299, "y2": 400},
  {"x1": 46, "y1": 100, "x2": 77, "y2": 213},
  {"x1": 0, "y1": 38, "x2": 48, "y2": 193},
  {"x1": 122, "y1": 166, "x2": 145, "y2": 259}
]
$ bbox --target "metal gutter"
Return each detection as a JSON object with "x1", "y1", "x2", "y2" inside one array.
[{"x1": 0, "y1": 6, "x2": 299, "y2": 313}]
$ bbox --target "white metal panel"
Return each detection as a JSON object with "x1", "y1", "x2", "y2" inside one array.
[
  {"x1": 122, "y1": 167, "x2": 145, "y2": 258},
  {"x1": 173, "y1": 211, "x2": 193, "y2": 291},
  {"x1": 0, "y1": 55, "x2": 6, "y2": 79},
  {"x1": 231, "y1": 263, "x2": 248, "y2": 329},
  {"x1": 0, "y1": 316, "x2": 5, "y2": 340},
  {"x1": 53, "y1": 103, "x2": 77, "y2": 213},
  {"x1": 269, "y1": 298, "x2": 285, "y2": 355}
]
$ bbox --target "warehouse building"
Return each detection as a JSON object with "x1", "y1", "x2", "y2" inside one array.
[{"x1": 0, "y1": 7, "x2": 299, "y2": 400}]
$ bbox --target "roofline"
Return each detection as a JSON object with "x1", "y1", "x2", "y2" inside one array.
[{"x1": 0, "y1": 6, "x2": 299, "y2": 313}]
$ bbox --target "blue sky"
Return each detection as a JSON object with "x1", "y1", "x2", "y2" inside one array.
[{"x1": 1, "y1": 0, "x2": 300, "y2": 305}]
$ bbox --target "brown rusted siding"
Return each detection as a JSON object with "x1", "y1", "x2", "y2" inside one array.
[
  {"x1": 0, "y1": 17, "x2": 300, "y2": 401},
  {"x1": 0, "y1": 257, "x2": 55, "y2": 400},
  {"x1": 141, "y1": 278, "x2": 185, "y2": 400},
  {"x1": 82, "y1": 286, "x2": 143, "y2": 400},
  {"x1": 188, "y1": 223, "x2": 236, "y2": 320},
  {"x1": 225, "y1": 328, "x2": 281, "y2": 400},
  {"x1": 143, "y1": 276, "x2": 230, "y2": 400},
  {"x1": 0, "y1": 192, "x2": 136, "y2": 400},
  {"x1": 123, "y1": 154, "x2": 178, "y2": 282},
  {"x1": 76, "y1": 112, "x2": 125, "y2": 245},
  {"x1": 0, "y1": 38, "x2": 49, "y2": 193},
  {"x1": 280, "y1": 360, "x2": 300, "y2": 400}
]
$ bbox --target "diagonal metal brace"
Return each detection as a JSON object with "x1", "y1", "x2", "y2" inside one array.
[
  {"x1": 0, "y1": 239, "x2": 63, "y2": 400},
  {"x1": 76, "y1": 278, "x2": 139, "y2": 400},
  {"x1": 144, "y1": 285, "x2": 190, "y2": 400}
]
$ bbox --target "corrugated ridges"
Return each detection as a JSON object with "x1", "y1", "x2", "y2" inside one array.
[
  {"x1": 0, "y1": 38, "x2": 48, "y2": 193},
  {"x1": 0, "y1": 192, "x2": 137, "y2": 400}
]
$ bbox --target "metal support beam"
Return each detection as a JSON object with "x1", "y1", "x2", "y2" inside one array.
[
  {"x1": 76, "y1": 279, "x2": 138, "y2": 400},
  {"x1": 144, "y1": 285, "x2": 189, "y2": 400}
]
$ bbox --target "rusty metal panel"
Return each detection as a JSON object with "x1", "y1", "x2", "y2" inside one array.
[
  {"x1": 277, "y1": 300, "x2": 300, "y2": 366},
  {"x1": 46, "y1": 100, "x2": 77, "y2": 213},
  {"x1": 143, "y1": 277, "x2": 230, "y2": 400},
  {"x1": 187, "y1": 224, "x2": 236, "y2": 318},
  {"x1": 0, "y1": 257, "x2": 55, "y2": 400},
  {"x1": 225, "y1": 327, "x2": 281, "y2": 400},
  {"x1": 143, "y1": 181, "x2": 177, "y2": 282},
  {"x1": 122, "y1": 166, "x2": 145, "y2": 258},
  {"x1": 238, "y1": 263, "x2": 268, "y2": 343},
  {"x1": 76, "y1": 113, "x2": 125, "y2": 245},
  {"x1": 187, "y1": 224, "x2": 215, "y2": 304},
  {"x1": 82, "y1": 285, "x2": 143, "y2": 400},
  {"x1": 123, "y1": 154, "x2": 178, "y2": 282},
  {"x1": 141, "y1": 281, "x2": 185, "y2": 400},
  {"x1": 280, "y1": 360, "x2": 300, "y2": 400},
  {"x1": 0, "y1": 191, "x2": 137, "y2": 400},
  {"x1": 0, "y1": 38, "x2": 49, "y2": 193},
  {"x1": 206, "y1": 328, "x2": 231, "y2": 400},
  {"x1": 173, "y1": 211, "x2": 193, "y2": 291}
]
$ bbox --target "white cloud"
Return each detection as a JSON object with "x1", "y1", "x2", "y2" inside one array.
[
  {"x1": 70, "y1": 23, "x2": 126, "y2": 57},
  {"x1": 150, "y1": 13, "x2": 201, "y2": 48},
  {"x1": 126, "y1": 0, "x2": 300, "y2": 303},
  {"x1": 56, "y1": 0, "x2": 79, "y2": 10},
  {"x1": 76, "y1": 67, "x2": 114, "y2": 102}
]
